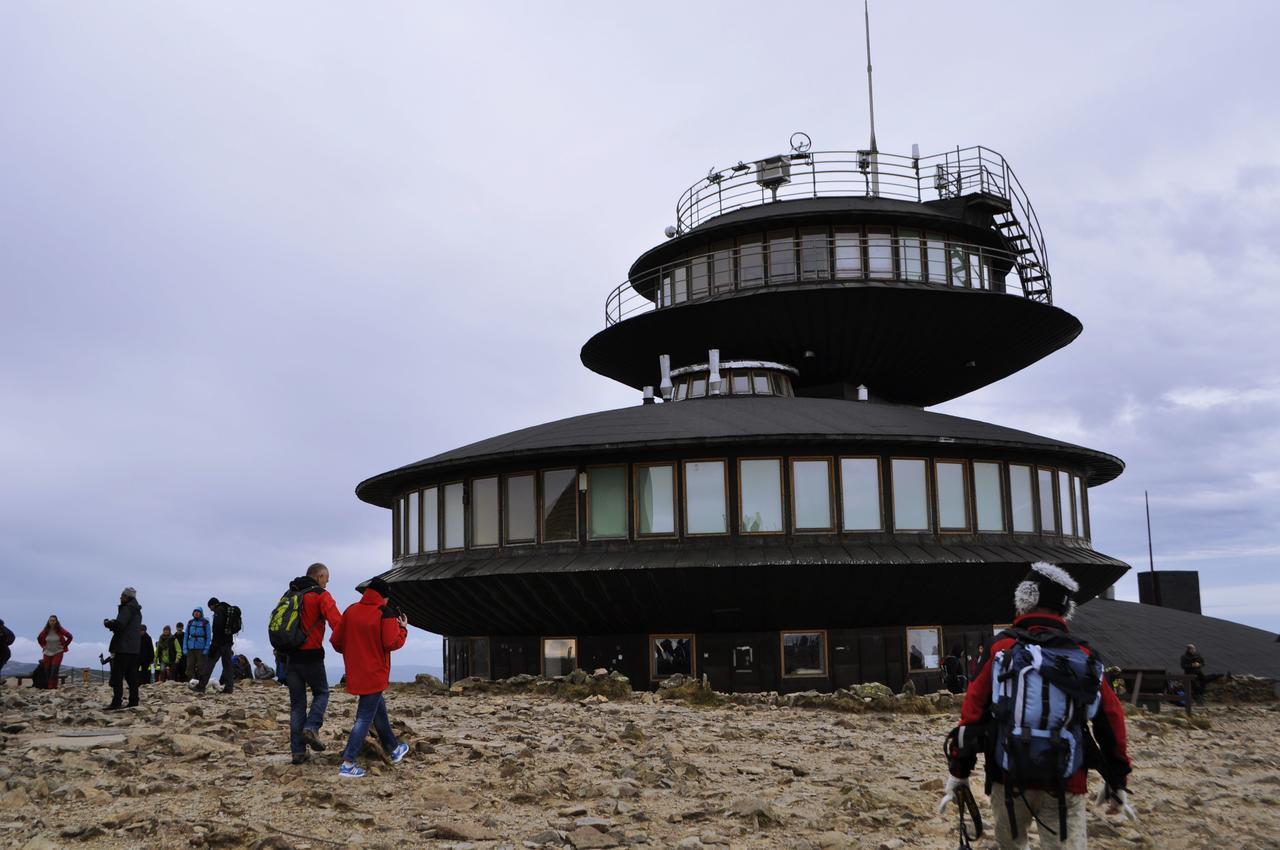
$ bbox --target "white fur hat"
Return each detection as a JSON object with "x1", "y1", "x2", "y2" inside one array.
[{"x1": 1014, "y1": 562, "x2": 1079, "y2": 620}]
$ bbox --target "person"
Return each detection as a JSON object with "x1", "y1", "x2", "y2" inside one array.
[
  {"x1": 0, "y1": 619, "x2": 14, "y2": 677},
  {"x1": 103, "y1": 587, "x2": 143, "y2": 710},
  {"x1": 939, "y1": 563, "x2": 1134, "y2": 849},
  {"x1": 171, "y1": 621, "x2": 185, "y2": 678},
  {"x1": 155, "y1": 626, "x2": 178, "y2": 683},
  {"x1": 184, "y1": 607, "x2": 212, "y2": 687},
  {"x1": 1180, "y1": 643, "x2": 1206, "y2": 703},
  {"x1": 199, "y1": 598, "x2": 237, "y2": 694},
  {"x1": 137, "y1": 625, "x2": 155, "y2": 685},
  {"x1": 331, "y1": 578, "x2": 409, "y2": 777},
  {"x1": 273, "y1": 649, "x2": 288, "y2": 685},
  {"x1": 37, "y1": 615, "x2": 74, "y2": 689},
  {"x1": 942, "y1": 644, "x2": 967, "y2": 694},
  {"x1": 283, "y1": 563, "x2": 343, "y2": 765},
  {"x1": 253, "y1": 657, "x2": 275, "y2": 680},
  {"x1": 232, "y1": 654, "x2": 252, "y2": 680}
]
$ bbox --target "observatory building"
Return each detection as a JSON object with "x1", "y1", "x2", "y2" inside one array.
[{"x1": 356, "y1": 141, "x2": 1134, "y2": 693}]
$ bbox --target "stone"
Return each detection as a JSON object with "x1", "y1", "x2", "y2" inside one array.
[
  {"x1": 574, "y1": 816, "x2": 613, "y2": 832},
  {"x1": 25, "y1": 733, "x2": 126, "y2": 751},
  {"x1": 432, "y1": 820, "x2": 501, "y2": 841},
  {"x1": 566, "y1": 826, "x2": 620, "y2": 848}
]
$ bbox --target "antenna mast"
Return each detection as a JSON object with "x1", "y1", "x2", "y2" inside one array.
[{"x1": 864, "y1": 0, "x2": 877, "y2": 153}]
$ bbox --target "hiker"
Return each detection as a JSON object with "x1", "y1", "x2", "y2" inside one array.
[
  {"x1": 1180, "y1": 644, "x2": 1206, "y2": 703},
  {"x1": 198, "y1": 597, "x2": 240, "y2": 694},
  {"x1": 276, "y1": 562, "x2": 342, "y2": 765},
  {"x1": 331, "y1": 578, "x2": 409, "y2": 777},
  {"x1": 103, "y1": 587, "x2": 143, "y2": 710},
  {"x1": 138, "y1": 625, "x2": 155, "y2": 685},
  {"x1": 253, "y1": 657, "x2": 275, "y2": 680},
  {"x1": 171, "y1": 622, "x2": 185, "y2": 678},
  {"x1": 273, "y1": 649, "x2": 288, "y2": 684},
  {"x1": 184, "y1": 607, "x2": 212, "y2": 686},
  {"x1": 939, "y1": 562, "x2": 1135, "y2": 848},
  {"x1": 37, "y1": 615, "x2": 74, "y2": 689},
  {"x1": 155, "y1": 626, "x2": 179, "y2": 683},
  {"x1": 232, "y1": 654, "x2": 252, "y2": 680},
  {"x1": 0, "y1": 619, "x2": 14, "y2": 677},
  {"x1": 942, "y1": 644, "x2": 967, "y2": 694}
]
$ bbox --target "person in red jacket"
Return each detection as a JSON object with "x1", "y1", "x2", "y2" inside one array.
[
  {"x1": 330, "y1": 578, "x2": 409, "y2": 778},
  {"x1": 285, "y1": 562, "x2": 344, "y2": 764},
  {"x1": 37, "y1": 615, "x2": 73, "y2": 689},
  {"x1": 939, "y1": 562, "x2": 1136, "y2": 848}
]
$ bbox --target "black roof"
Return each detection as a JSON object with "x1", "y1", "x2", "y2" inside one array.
[
  {"x1": 356, "y1": 396, "x2": 1123, "y2": 507},
  {"x1": 1072, "y1": 598, "x2": 1280, "y2": 679}
]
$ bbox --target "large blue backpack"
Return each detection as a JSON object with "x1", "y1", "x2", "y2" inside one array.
[{"x1": 990, "y1": 627, "x2": 1102, "y2": 841}]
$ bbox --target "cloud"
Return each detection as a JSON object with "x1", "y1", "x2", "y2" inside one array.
[{"x1": 1164, "y1": 385, "x2": 1280, "y2": 411}]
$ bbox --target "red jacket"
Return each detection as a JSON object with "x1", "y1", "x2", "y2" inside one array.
[
  {"x1": 37, "y1": 625, "x2": 73, "y2": 654},
  {"x1": 285, "y1": 577, "x2": 342, "y2": 663},
  {"x1": 330, "y1": 588, "x2": 406, "y2": 695},
  {"x1": 953, "y1": 612, "x2": 1131, "y2": 795}
]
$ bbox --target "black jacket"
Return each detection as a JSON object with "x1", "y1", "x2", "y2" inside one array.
[
  {"x1": 139, "y1": 632, "x2": 155, "y2": 667},
  {"x1": 1180, "y1": 651, "x2": 1205, "y2": 674},
  {"x1": 0, "y1": 620, "x2": 13, "y2": 670},
  {"x1": 210, "y1": 602, "x2": 232, "y2": 649},
  {"x1": 106, "y1": 599, "x2": 143, "y2": 655}
]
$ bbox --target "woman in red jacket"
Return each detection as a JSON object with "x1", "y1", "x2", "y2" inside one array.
[
  {"x1": 37, "y1": 615, "x2": 73, "y2": 689},
  {"x1": 330, "y1": 579, "x2": 410, "y2": 778}
]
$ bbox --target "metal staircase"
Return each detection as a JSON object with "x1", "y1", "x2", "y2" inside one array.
[{"x1": 993, "y1": 210, "x2": 1051, "y2": 303}]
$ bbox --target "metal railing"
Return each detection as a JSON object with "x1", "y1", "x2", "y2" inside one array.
[
  {"x1": 605, "y1": 235, "x2": 1043, "y2": 326},
  {"x1": 674, "y1": 146, "x2": 1050, "y2": 298}
]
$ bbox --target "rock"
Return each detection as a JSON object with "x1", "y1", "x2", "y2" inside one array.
[
  {"x1": 579, "y1": 694, "x2": 609, "y2": 705},
  {"x1": 415, "y1": 673, "x2": 447, "y2": 690},
  {"x1": 878, "y1": 840, "x2": 905, "y2": 850},
  {"x1": 432, "y1": 820, "x2": 500, "y2": 841},
  {"x1": 726, "y1": 796, "x2": 778, "y2": 825},
  {"x1": 526, "y1": 828, "x2": 564, "y2": 845},
  {"x1": 25, "y1": 733, "x2": 126, "y2": 751},
  {"x1": 675, "y1": 837, "x2": 703, "y2": 849},
  {"x1": 899, "y1": 679, "x2": 916, "y2": 697},
  {"x1": 168, "y1": 734, "x2": 240, "y2": 757},
  {"x1": 574, "y1": 816, "x2": 613, "y2": 832},
  {"x1": 566, "y1": 826, "x2": 620, "y2": 848}
]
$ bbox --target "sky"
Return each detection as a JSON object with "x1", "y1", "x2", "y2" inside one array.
[{"x1": 2, "y1": 2, "x2": 1278, "y2": 675}]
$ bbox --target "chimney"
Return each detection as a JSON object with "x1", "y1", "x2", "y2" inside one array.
[{"x1": 659, "y1": 354, "x2": 673, "y2": 401}]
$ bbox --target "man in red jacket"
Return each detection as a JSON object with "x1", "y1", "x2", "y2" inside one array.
[
  {"x1": 285, "y1": 562, "x2": 344, "y2": 765},
  {"x1": 939, "y1": 562, "x2": 1136, "y2": 848},
  {"x1": 330, "y1": 578, "x2": 409, "y2": 778}
]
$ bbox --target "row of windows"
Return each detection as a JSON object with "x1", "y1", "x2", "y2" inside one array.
[
  {"x1": 653, "y1": 224, "x2": 1009, "y2": 308},
  {"x1": 672, "y1": 368, "x2": 795, "y2": 400},
  {"x1": 393, "y1": 457, "x2": 1089, "y2": 557}
]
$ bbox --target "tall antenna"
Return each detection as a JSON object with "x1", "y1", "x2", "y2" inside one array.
[
  {"x1": 1145, "y1": 489, "x2": 1161, "y2": 606},
  {"x1": 864, "y1": 0, "x2": 878, "y2": 153}
]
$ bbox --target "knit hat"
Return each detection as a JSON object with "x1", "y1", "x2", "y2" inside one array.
[
  {"x1": 367, "y1": 578, "x2": 392, "y2": 598},
  {"x1": 122, "y1": 587, "x2": 137, "y2": 599},
  {"x1": 1014, "y1": 562, "x2": 1079, "y2": 620}
]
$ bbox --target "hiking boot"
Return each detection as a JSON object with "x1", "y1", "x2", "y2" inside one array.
[
  {"x1": 338, "y1": 762, "x2": 365, "y2": 779},
  {"x1": 302, "y1": 729, "x2": 326, "y2": 752},
  {"x1": 291, "y1": 752, "x2": 311, "y2": 765},
  {"x1": 390, "y1": 743, "x2": 409, "y2": 765},
  {"x1": 104, "y1": 703, "x2": 123, "y2": 712}
]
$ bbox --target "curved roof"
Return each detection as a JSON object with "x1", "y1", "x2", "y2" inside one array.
[{"x1": 356, "y1": 396, "x2": 1123, "y2": 507}]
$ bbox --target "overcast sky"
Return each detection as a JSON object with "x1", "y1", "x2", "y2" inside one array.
[{"x1": 2, "y1": 2, "x2": 1277, "y2": 675}]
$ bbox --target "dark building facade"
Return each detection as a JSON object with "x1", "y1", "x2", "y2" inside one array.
[{"x1": 356, "y1": 144, "x2": 1131, "y2": 693}]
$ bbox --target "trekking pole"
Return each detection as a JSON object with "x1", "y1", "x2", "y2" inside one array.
[{"x1": 955, "y1": 784, "x2": 983, "y2": 849}]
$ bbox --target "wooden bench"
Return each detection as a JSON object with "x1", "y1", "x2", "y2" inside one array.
[
  {"x1": 10, "y1": 672, "x2": 69, "y2": 687},
  {"x1": 1122, "y1": 668, "x2": 1193, "y2": 716}
]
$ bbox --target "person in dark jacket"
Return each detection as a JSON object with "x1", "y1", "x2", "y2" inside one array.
[
  {"x1": 1180, "y1": 643, "x2": 1206, "y2": 702},
  {"x1": 0, "y1": 619, "x2": 14, "y2": 676},
  {"x1": 155, "y1": 625, "x2": 178, "y2": 682},
  {"x1": 330, "y1": 578, "x2": 409, "y2": 777},
  {"x1": 285, "y1": 563, "x2": 343, "y2": 764},
  {"x1": 199, "y1": 598, "x2": 236, "y2": 694},
  {"x1": 103, "y1": 587, "x2": 143, "y2": 710},
  {"x1": 184, "y1": 608, "x2": 211, "y2": 685},
  {"x1": 137, "y1": 625, "x2": 155, "y2": 685}
]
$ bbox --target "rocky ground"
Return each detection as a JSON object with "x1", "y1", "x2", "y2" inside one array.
[{"x1": 0, "y1": 677, "x2": 1277, "y2": 850}]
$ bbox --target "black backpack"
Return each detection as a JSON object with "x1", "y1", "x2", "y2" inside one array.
[
  {"x1": 0, "y1": 624, "x2": 14, "y2": 647},
  {"x1": 31, "y1": 664, "x2": 47, "y2": 688},
  {"x1": 224, "y1": 605, "x2": 243, "y2": 636}
]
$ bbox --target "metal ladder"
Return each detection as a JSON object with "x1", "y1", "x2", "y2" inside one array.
[{"x1": 992, "y1": 210, "x2": 1051, "y2": 303}]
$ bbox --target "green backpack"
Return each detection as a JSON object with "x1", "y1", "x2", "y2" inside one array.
[{"x1": 268, "y1": 587, "x2": 321, "y2": 652}]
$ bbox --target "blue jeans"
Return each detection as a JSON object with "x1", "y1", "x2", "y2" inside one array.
[
  {"x1": 341, "y1": 691, "x2": 398, "y2": 764},
  {"x1": 286, "y1": 660, "x2": 330, "y2": 755}
]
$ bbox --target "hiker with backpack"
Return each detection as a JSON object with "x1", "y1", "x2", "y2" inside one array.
[
  {"x1": 137, "y1": 625, "x2": 155, "y2": 685},
  {"x1": 1180, "y1": 644, "x2": 1206, "y2": 703},
  {"x1": 0, "y1": 619, "x2": 14, "y2": 678},
  {"x1": 103, "y1": 587, "x2": 144, "y2": 710},
  {"x1": 271, "y1": 562, "x2": 343, "y2": 765},
  {"x1": 37, "y1": 615, "x2": 73, "y2": 689},
  {"x1": 198, "y1": 597, "x2": 242, "y2": 694},
  {"x1": 155, "y1": 625, "x2": 179, "y2": 682},
  {"x1": 939, "y1": 562, "x2": 1135, "y2": 849},
  {"x1": 184, "y1": 608, "x2": 211, "y2": 686}
]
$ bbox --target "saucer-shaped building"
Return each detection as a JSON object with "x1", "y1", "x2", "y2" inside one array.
[{"x1": 357, "y1": 145, "x2": 1130, "y2": 693}]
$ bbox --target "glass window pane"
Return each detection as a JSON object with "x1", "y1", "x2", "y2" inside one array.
[
  {"x1": 685, "y1": 461, "x2": 727, "y2": 534},
  {"x1": 834, "y1": 227, "x2": 862, "y2": 278},
  {"x1": 652, "y1": 635, "x2": 693, "y2": 679},
  {"x1": 690, "y1": 377, "x2": 707, "y2": 398},
  {"x1": 752, "y1": 373, "x2": 771, "y2": 395},
  {"x1": 392, "y1": 501, "x2": 400, "y2": 558},
  {"x1": 1059, "y1": 471, "x2": 1074, "y2": 536},
  {"x1": 899, "y1": 229, "x2": 923, "y2": 281},
  {"x1": 907, "y1": 627, "x2": 941, "y2": 670},
  {"x1": 792, "y1": 459, "x2": 832, "y2": 530},
  {"x1": 675, "y1": 381, "x2": 688, "y2": 401},
  {"x1": 636, "y1": 465, "x2": 675, "y2": 535},
  {"x1": 505, "y1": 474, "x2": 536, "y2": 543},
  {"x1": 712, "y1": 241, "x2": 734, "y2": 291},
  {"x1": 935, "y1": 462, "x2": 968, "y2": 530},
  {"x1": 892, "y1": 458, "x2": 929, "y2": 531},
  {"x1": 671, "y1": 266, "x2": 688, "y2": 303},
  {"x1": 407, "y1": 491, "x2": 419, "y2": 554},
  {"x1": 470, "y1": 477, "x2": 499, "y2": 547},
  {"x1": 1010, "y1": 464, "x2": 1035, "y2": 533},
  {"x1": 541, "y1": 468, "x2": 577, "y2": 542},
  {"x1": 1074, "y1": 476, "x2": 1085, "y2": 538},
  {"x1": 1038, "y1": 468, "x2": 1057, "y2": 533},
  {"x1": 588, "y1": 466, "x2": 627, "y2": 539},
  {"x1": 867, "y1": 228, "x2": 893, "y2": 278},
  {"x1": 974, "y1": 462, "x2": 1005, "y2": 532},
  {"x1": 731, "y1": 373, "x2": 750, "y2": 395},
  {"x1": 949, "y1": 245, "x2": 969, "y2": 287},
  {"x1": 443, "y1": 482, "x2": 464, "y2": 549},
  {"x1": 690, "y1": 256, "x2": 709, "y2": 300},
  {"x1": 738, "y1": 238, "x2": 764, "y2": 288},
  {"x1": 542, "y1": 638, "x2": 577, "y2": 678},
  {"x1": 800, "y1": 229, "x2": 830, "y2": 280},
  {"x1": 423, "y1": 486, "x2": 439, "y2": 551},
  {"x1": 970, "y1": 252, "x2": 984, "y2": 290},
  {"x1": 782, "y1": 632, "x2": 826, "y2": 677},
  {"x1": 768, "y1": 230, "x2": 796, "y2": 283},
  {"x1": 739, "y1": 458, "x2": 783, "y2": 533},
  {"x1": 926, "y1": 232, "x2": 947, "y2": 283},
  {"x1": 840, "y1": 457, "x2": 881, "y2": 530}
]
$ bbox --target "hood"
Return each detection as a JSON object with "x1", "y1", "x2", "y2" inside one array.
[
  {"x1": 122, "y1": 599, "x2": 141, "y2": 613},
  {"x1": 290, "y1": 576, "x2": 320, "y2": 592},
  {"x1": 358, "y1": 588, "x2": 388, "y2": 607},
  {"x1": 192, "y1": 607, "x2": 204, "y2": 617}
]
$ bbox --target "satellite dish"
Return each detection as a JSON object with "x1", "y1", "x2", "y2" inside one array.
[
  {"x1": 790, "y1": 132, "x2": 812, "y2": 154},
  {"x1": 664, "y1": 225, "x2": 678, "y2": 239}
]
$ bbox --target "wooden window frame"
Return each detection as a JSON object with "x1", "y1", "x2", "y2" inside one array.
[
  {"x1": 649, "y1": 633, "x2": 697, "y2": 681},
  {"x1": 1036, "y1": 466, "x2": 1060, "y2": 536},
  {"x1": 1058, "y1": 469, "x2": 1076, "y2": 538},
  {"x1": 780, "y1": 629, "x2": 830, "y2": 679},
  {"x1": 540, "y1": 636, "x2": 578, "y2": 677},
  {"x1": 934, "y1": 459, "x2": 972, "y2": 533},
  {"x1": 391, "y1": 499, "x2": 401, "y2": 560},
  {"x1": 539, "y1": 467, "x2": 579, "y2": 543},
  {"x1": 905, "y1": 625, "x2": 944, "y2": 673},
  {"x1": 406, "y1": 489, "x2": 421, "y2": 555},
  {"x1": 799, "y1": 225, "x2": 831, "y2": 282},
  {"x1": 503, "y1": 472, "x2": 538, "y2": 546},
  {"x1": 833, "y1": 225, "x2": 864, "y2": 280},
  {"x1": 440, "y1": 480, "x2": 466, "y2": 552},
  {"x1": 633, "y1": 462, "x2": 679, "y2": 539},
  {"x1": 586, "y1": 464, "x2": 629, "y2": 541},
  {"x1": 838, "y1": 455, "x2": 884, "y2": 532},
  {"x1": 1008, "y1": 462, "x2": 1036, "y2": 534},
  {"x1": 897, "y1": 227, "x2": 925, "y2": 282},
  {"x1": 737, "y1": 456, "x2": 786, "y2": 536},
  {"x1": 767, "y1": 227, "x2": 798, "y2": 285},
  {"x1": 468, "y1": 475, "x2": 501, "y2": 550},
  {"x1": 865, "y1": 226, "x2": 896, "y2": 280},
  {"x1": 1079, "y1": 478, "x2": 1091, "y2": 541},
  {"x1": 790, "y1": 456, "x2": 835, "y2": 533},
  {"x1": 421, "y1": 485, "x2": 440, "y2": 553},
  {"x1": 971, "y1": 460, "x2": 1007, "y2": 533},
  {"x1": 682, "y1": 458, "x2": 729, "y2": 537},
  {"x1": 890, "y1": 456, "x2": 933, "y2": 533}
]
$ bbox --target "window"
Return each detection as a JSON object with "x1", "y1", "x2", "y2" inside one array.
[
  {"x1": 1009, "y1": 464, "x2": 1035, "y2": 533},
  {"x1": 925, "y1": 232, "x2": 947, "y2": 283},
  {"x1": 906, "y1": 626, "x2": 942, "y2": 671},
  {"x1": 949, "y1": 245, "x2": 969, "y2": 287},
  {"x1": 791, "y1": 458, "x2": 833, "y2": 532},
  {"x1": 443, "y1": 482, "x2": 464, "y2": 550},
  {"x1": 542, "y1": 637, "x2": 577, "y2": 677},
  {"x1": 684, "y1": 460, "x2": 727, "y2": 534},
  {"x1": 504, "y1": 474, "x2": 536, "y2": 544},
  {"x1": 738, "y1": 237, "x2": 764, "y2": 288},
  {"x1": 671, "y1": 266, "x2": 688, "y2": 303},
  {"x1": 935, "y1": 461, "x2": 969, "y2": 531},
  {"x1": 1038, "y1": 468, "x2": 1058, "y2": 533},
  {"x1": 423, "y1": 486, "x2": 439, "y2": 551},
  {"x1": 834, "y1": 227, "x2": 862, "y2": 278},
  {"x1": 712, "y1": 240, "x2": 734, "y2": 292},
  {"x1": 690, "y1": 377, "x2": 707, "y2": 398},
  {"x1": 635, "y1": 464, "x2": 676, "y2": 536},
  {"x1": 891, "y1": 458, "x2": 929, "y2": 531},
  {"x1": 731, "y1": 373, "x2": 750, "y2": 395},
  {"x1": 781, "y1": 631, "x2": 827, "y2": 677},
  {"x1": 689, "y1": 256, "x2": 709, "y2": 300},
  {"x1": 751, "y1": 373, "x2": 771, "y2": 394},
  {"x1": 588, "y1": 466, "x2": 627, "y2": 539},
  {"x1": 768, "y1": 230, "x2": 796, "y2": 283},
  {"x1": 739, "y1": 458, "x2": 783, "y2": 533},
  {"x1": 898, "y1": 228, "x2": 924, "y2": 281},
  {"x1": 1074, "y1": 476, "x2": 1086, "y2": 538},
  {"x1": 1059, "y1": 470, "x2": 1074, "y2": 536},
  {"x1": 969, "y1": 251, "x2": 984, "y2": 290},
  {"x1": 541, "y1": 468, "x2": 577, "y2": 542},
  {"x1": 800, "y1": 228, "x2": 830, "y2": 280},
  {"x1": 675, "y1": 381, "x2": 688, "y2": 401},
  {"x1": 973, "y1": 462, "x2": 1005, "y2": 532},
  {"x1": 392, "y1": 501, "x2": 400, "y2": 559},
  {"x1": 470, "y1": 476, "x2": 499, "y2": 547},
  {"x1": 651, "y1": 634, "x2": 694, "y2": 680},
  {"x1": 406, "y1": 491, "x2": 419, "y2": 554},
  {"x1": 840, "y1": 457, "x2": 882, "y2": 531},
  {"x1": 867, "y1": 227, "x2": 894, "y2": 278}
]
